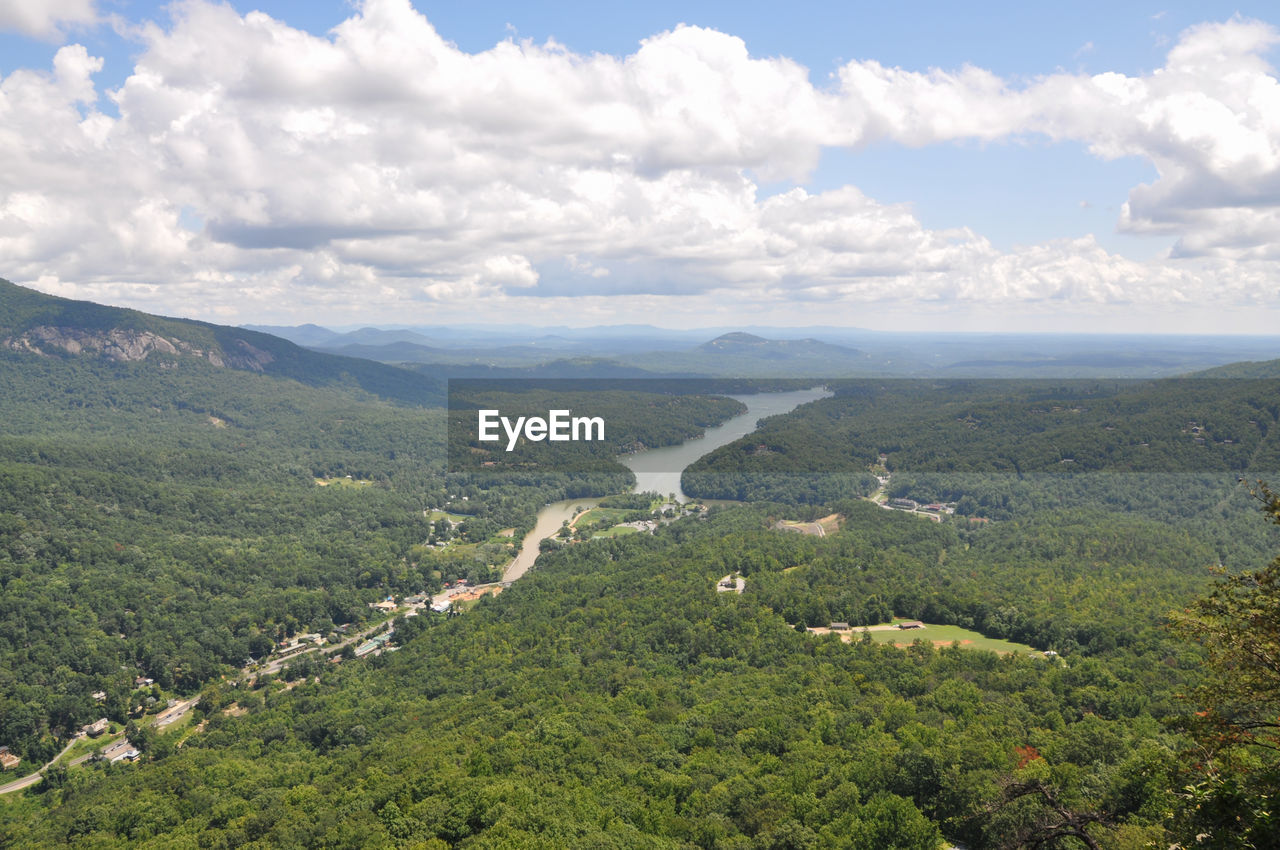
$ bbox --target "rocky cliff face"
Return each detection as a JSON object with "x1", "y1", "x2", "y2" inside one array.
[{"x1": 3, "y1": 326, "x2": 276, "y2": 371}]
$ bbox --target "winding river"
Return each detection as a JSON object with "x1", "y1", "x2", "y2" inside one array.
[{"x1": 503, "y1": 386, "x2": 830, "y2": 582}]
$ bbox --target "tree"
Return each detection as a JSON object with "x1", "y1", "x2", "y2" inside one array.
[
  {"x1": 984, "y1": 774, "x2": 1110, "y2": 850},
  {"x1": 1170, "y1": 482, "x2": 1280, "y2": 848}
]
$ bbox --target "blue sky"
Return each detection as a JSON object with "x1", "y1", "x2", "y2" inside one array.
[{"x1": 2, "y1": 1, "x2": 1280, "y2": 332}]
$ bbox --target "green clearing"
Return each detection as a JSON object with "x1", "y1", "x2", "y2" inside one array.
[
  {"x1": 572, "y1": 506, "x2": 635, "y2": 527},
  {"x1": 425, "y1": 509, "x2": 473, "y2": 523},
  {"x1": 591, "y1": 525, "x2": 640, "y2": 539},
  {"x1": 59, "y1": 729, "x2": 123, "y2": 766},
  {"x1": 314, "y1": 476, "x2": 372, "y2": 488},
  {"x1": 862, "y1": 621, "x2": 1039, "y2": 655}
]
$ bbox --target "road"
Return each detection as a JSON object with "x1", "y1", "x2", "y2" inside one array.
[
  {"x1": 154, "y1": 697, "x2": 200, "y2": 729},
  {"x1": 0, "y1": 613, "x2": 399, "y2": 796},
  {"x1": 256, "y1": 615, "x2": 396, "y2": 677},
  {"x1": 0, "y1": 736, "x2": 78, "y2": 795}
]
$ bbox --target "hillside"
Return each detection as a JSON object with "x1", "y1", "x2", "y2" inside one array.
[
  {"x1": 1, "y1": 288, "x2": 1277, "y2": 846},
  {"x1": 1190, "y1": 357, "x2": 1280, "y2": 378},
  {"x1": 0, "y1": 497, "x2": 1251, "y2": 848},
  {"x1": 0, "y1": 290, "x2": 761, "y2": 776},
  {"x1": 618, "y1": 332, "x2": 873, "y2": 377},
  {"x1": 698, "y1": 331, "x2": 863, "y2": 360},
  {"x1": 0, "y1": 280, "x2": 442, "y2": 406}
]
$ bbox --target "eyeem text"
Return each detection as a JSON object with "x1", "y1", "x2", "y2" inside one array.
[{"x1": 477, "y1": 409, "x2": 605, "y2": 452}]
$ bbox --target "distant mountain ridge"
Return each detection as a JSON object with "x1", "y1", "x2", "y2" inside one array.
[
  {"x1": 247, "y1": 321, "x2": 1280, "y2": 378},
  {"x1": 698, "y1": 331, "x2": 864, "y2": 359},
  {"x1": 0, "y1": 279, "x2": 441, "y2": 405}
]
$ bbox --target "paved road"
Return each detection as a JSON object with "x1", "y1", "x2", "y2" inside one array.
[
  {"x1": 0, "y1": 609, "x2": 405, "y2": 796},
  {"x1": 0, "y1": 736, "x2": 77, "y2": 795},
  {"x1": 155, "y1": 697, "x2": 200, "y2": 729},
  {"x1": 256, "y1": 616, "x2": 396, "y2": 677}
]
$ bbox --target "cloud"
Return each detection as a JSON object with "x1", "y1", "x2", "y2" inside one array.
[
  {"x1": 2, "y1": 0, "x2": 1280, "y2": 328},
  {"x1": 0, "y1": 0, "x2": 95, "y2": 39}
]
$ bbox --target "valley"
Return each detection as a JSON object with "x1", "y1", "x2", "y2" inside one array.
[{"x1": 0, "y1": 280, "x2": 1277, "y2": 848}]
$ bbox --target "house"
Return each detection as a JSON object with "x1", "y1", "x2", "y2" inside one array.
[
  {"x1": 897, "y1": 621, "x2": 924, "y2": 630},
  {"x1": 83, "y1": 718, "x2": 109, "y2": 737},
  {"x1": 101, "y1": 739, "x2": 139, "y2": 763},
  {"x1": 889, "y1": 498, "x2": 919, "y2": 510},
  {"x1": 134, "y1": 676, "x2": 154, "y2": 687},
  {"x1": 91, "y1": 690, "x2": 107, "y2": 702},
  {"x1": 368, "y1": 599, "x2": 397, "y2": 612},
  {"x1": 0, "y1": 747, "x2": 20, "y2": 770},
  {"x1": 829, "y1": 622, "x2": 850, "y2": 631}
]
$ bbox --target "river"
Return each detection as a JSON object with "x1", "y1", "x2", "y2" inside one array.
[{"x1": 502, "y1": 386, "x2": 830, "y2": 582}]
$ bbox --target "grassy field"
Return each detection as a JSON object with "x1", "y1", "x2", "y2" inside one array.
[
  {"x1": 591, "y1": 525, "x2": 640, "y2": 539},
  {"x1": 571, "y1": 507, "x2": 635, "y2": 528},
  {"x1": 426, "y1": 510, "x2": 473, "y2": 523},
  {"x1": 862, "y1": 622, "x2": 1038, "y2": 655}
]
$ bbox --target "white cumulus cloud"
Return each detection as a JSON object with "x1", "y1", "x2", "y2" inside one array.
[
  {"x1": 0, "y1": 0, "x2": 95, "y2": 39},
  {"x1": 2, "y1": 0, "x2": 1280, "y2": 328}
]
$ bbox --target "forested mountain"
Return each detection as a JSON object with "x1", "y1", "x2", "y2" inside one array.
[
  {"x1": 1190, "y1": 357, "x2": 1280, "y2": 378},
  {"x1": 0, "y1": 293, "x2": 758, "y2": 778},
  {"x1": 0, "y1": 280, "x2": 442, "y2": 406},
  {"x1": 1, "y1": 285, "x2": 1278, "y2": 847},
  {"x1": 0, "y1": 499, "x2": 1262, "y2": 848},
  {"x1": 685, "y1": 377, "x2": 1280, "y2": 504}
]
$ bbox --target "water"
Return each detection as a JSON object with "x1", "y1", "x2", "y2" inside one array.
[
  {"x1": 619, "y1": 387, "x2": 831, "y2": 502},
  {"x1": 503, "y1": 498, "x2": 591, "y2": 582},
  {"x1": 504, "y1": 386, "x2": 830, "y2": 582}
]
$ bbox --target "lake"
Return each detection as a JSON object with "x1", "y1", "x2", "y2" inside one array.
[
  {"x1": 619, "y1": 386, "x2": 831, "y2": 502},
  {"x1": 504, "y1": 386, "x2": 830, "y2": 581}
]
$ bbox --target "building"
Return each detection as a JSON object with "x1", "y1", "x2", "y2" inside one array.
[
  {"x1": 0, "y1": 747, "x2": 20, "y2": 770},
  {"x1": 102, "y1": 739, "x2": 141, "y2": 763},
  {"x1": 83, "y1": 718, "x2": 109, "y2": 737},
  {"x1": 889, "y1": 498, "x2": 919, "y2": 510},
  {"x1": 354, "y1": 631, "x2": 394, "y2": 658},
  {"x1": 897, "y1": 621, "x2": 924, "y2": 630},
  {"x1": 829, "y1": 622, "x2": 851, "y2": 631}
]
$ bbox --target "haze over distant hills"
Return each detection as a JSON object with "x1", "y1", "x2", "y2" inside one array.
[
  {"x1": 3, "y1": 278, "x2": 1277, "y2": 383},
  {"x1": 250, "y1": 318, "x2": 1280, "y2": 379}
]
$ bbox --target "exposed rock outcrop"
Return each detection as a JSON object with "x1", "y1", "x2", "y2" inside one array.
[{"x1": 2, "y1": 326, "x2": 274, "y2": 371}]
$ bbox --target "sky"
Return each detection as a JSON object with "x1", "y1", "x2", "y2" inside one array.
[{"x1": 2, "y1": 1, "x2": 1280, "y2": 333}]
